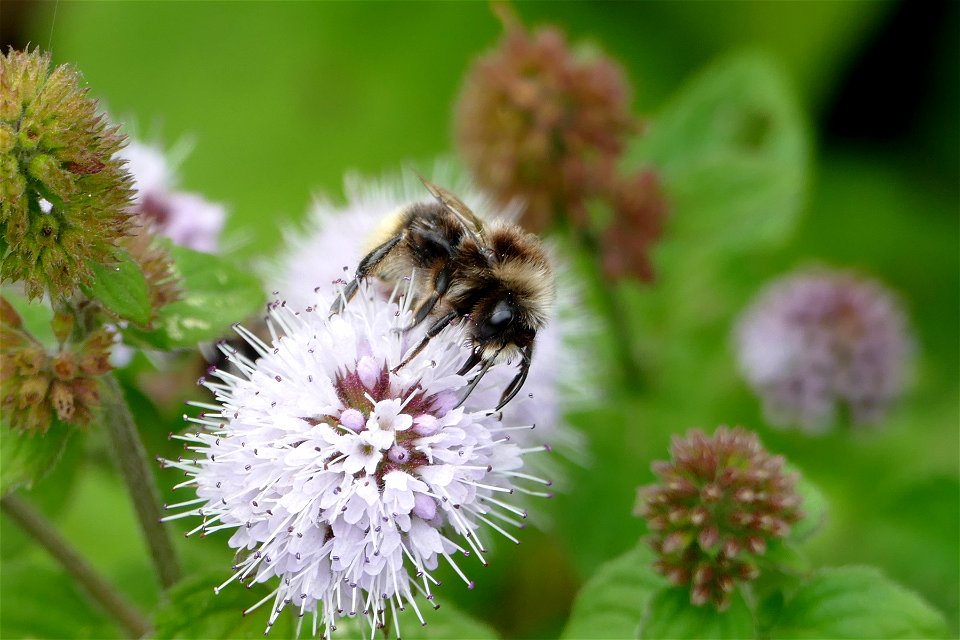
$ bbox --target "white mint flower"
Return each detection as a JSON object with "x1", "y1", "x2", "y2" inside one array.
[
  {"x1": 735, "y1": 269, "x2": 913, "y2": 432},
  {"x1": 162, "y1": 285, "x2": 550, "y2": 638},
  {"x1": 268, "y1": 167, "x2": 593, "y2": 482},
  {"x1": 117, "y1": 140, "x2": 226, "y2": 252}
]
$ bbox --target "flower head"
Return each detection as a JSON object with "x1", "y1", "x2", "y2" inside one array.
[
  {"x1": 163, "y1": 286, "x2": 550, "y2": 637},
  {"x1": 735, "y1": 270, "x2": 913, "y2": 431},
  {"x1": 636, "y1": 426, "x2": 802, "y2": 610},
  {"x1": 117, "y1": 140, "x2": 226, "y2": 253},
  {"x1": 1, "y1": 297, "x2": 113, "y2": 432},
  {"x1": 270, "y1": 167, "x2": 592, "y2": 484},
  {"x1": 0, "y1": 49, "x2": 133, "y2": 300},
  {"x1": 455, "y1": 23, "x2": 635, "y2": 231}
]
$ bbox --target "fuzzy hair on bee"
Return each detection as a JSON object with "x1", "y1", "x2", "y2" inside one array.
[{"x1": 330, "y1": 177, "x2": 555, "y2": 410}]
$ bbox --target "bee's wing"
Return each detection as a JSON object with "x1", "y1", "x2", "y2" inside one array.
[{"x1": 418, "y1": 175, "x2": 485, "y2": 238}]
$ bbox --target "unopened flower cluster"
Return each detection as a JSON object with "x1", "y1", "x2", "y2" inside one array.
[
  {"x1": 735, "y1": 269, "x2": 913, "y2": 432},
  {"x1": 636, "y1": 426, "x2": 802, "y2": 610},
  {"x1": 455, "y1": 22, "x2": 667, "y2": 281},
  {"x1": 1, "y1": 297, "x2": 113, "y2": 432},
  {"x1": 0, "y1": 49, "x2": 133, "y2": 300},
  {"x1": 164, "y1": 286, "x2": 549, "y2": 637}
]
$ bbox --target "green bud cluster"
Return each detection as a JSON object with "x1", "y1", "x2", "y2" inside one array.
[
  {"x1": 0, "y1": 49, "x2": 133, "y2": 300},
  {"x1": 1, "y1": 297, "x2": 114, "y2": 432},
  {"x1": 637, "y1": 427, "x2": 803, "y2": 610}
]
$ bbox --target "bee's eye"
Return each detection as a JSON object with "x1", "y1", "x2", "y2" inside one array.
[
  {"x1": 477, "y1": 301, "x2": 514, "y2": 340},
  {"x1": 489, "y1": 301, "x2": 514, "y2": 327}
]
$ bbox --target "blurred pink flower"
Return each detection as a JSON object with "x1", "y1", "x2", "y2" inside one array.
[
  {"x1": 118, "y1": 140, "x2": 226, "y2": 252},
  {"x1": 735, "y1": 269, "x2": 914, "y2": 431}
]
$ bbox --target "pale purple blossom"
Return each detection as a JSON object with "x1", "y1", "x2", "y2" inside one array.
[
  {"x1": 162, "y1": 285, "x2": 550, "y2": 637},
  {"x1": 735, "y1": 269, "x2": 913, "y2": 432},
  {"x1": 118, "y1": 140, "x2": 226, "y2": 252}
]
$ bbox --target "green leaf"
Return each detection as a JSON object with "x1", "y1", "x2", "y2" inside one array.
[
  {"x1": 561, "y1": 542, "x2": 668, "y2": 640},
  {"x1": 2, "y1": 286, "x2": 55, "y2": 345},
  {"x1": 0, "y1": 561, "x2": 118, "y2": 638},
  {"x1": 153, "y1": 570, "x2": 295, "y2": 639},
  {"x1": 329, "y1": 598, "x2": 499, "y2": 639},
  {"x1": 640, "y1": 587, "x2": 755, "y2": 640},
  {"x1": 0, "y1": 419, "x2": 73, "y2": 496},
  {"x1": 155, "y1": 570, "x2": 497, "y2": 640},
  {"x1": 627, "y1": 51, "x2": 810, "y2": 254},
  {"x1": 397, "y1": 600, "x2": 499, "y2": 640},
  {"x1": 770, "y1": 566, "x2": 950, "y2": 639},
  {"x1": 127, "y1": 245, "x2": 264, "y2": 349},
  {"x1": 81, "y1": 248, "x2": 153, "y2": 326},
  {"x1": 1, "y1": 428, "x2": 86, "y2": 559}
]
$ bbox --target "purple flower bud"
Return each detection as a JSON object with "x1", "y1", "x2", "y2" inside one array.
[{"x1": 339, "y1": 408, "x2": 364, "y2": 432}]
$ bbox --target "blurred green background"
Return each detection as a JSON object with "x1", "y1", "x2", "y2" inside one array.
[{"x1": 2, "y1": 1, "x2": 957, "y2": 638}]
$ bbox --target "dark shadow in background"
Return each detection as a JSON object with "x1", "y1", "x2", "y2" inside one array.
[{"x1": 823, "y1": 0, "x2": 958, "y2": 187}]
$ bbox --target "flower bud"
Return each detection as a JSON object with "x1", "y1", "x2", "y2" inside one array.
[
  {"x1": 18, "y1": 376, "x2": 50, "y2": 408},
  {"x1": 456, "y1": 22, "x2": 635, "y2": 231},
  {"x1": 0, "y1": 49, "x2": 133, "y2": 300},
  {"x1": 637, "y1": 426, "x2": 803, "y2": 610},
  {"x1": 49, "y1": 380, "x2": 75, "y2": 421},
  {"x1": 1, "y1": 299, "x2": 114, "y2": 432}
]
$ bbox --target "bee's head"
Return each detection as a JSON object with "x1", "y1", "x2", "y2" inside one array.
[
  {"x1": 472, "y1": 297, "x2": 532, "y2": 361},
  {"x1": 469, "y1": 223, "x2": 554, "y2": 361}
]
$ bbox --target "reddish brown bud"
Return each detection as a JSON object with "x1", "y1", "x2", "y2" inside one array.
[
  {"x1": 599, "y1": 170, "x2": 668, "y2": 283},
  {"x1": 18, "y1": 376, "x2": 49, "y2": 408},
  {"x1": 1, "y1": 311, "x2": 112, "y2": 433},
  {"x1": 698, "y1": 526, "x2": 720, "y2": 551},
  {"x1": 636, "y1": 426, "x2": 804, "y2": 609},
  {"x1": 51, "y1": 352, "x2": 77, "y2": 380},
  {"x1": 49, "y1": 380, "x2": 75, "y2": 421},
  {"x1": 456, "y1": 22, "x2": 635, "y2": 232},
  {"x1": 15, "y1": 347, "x2": 46, "y2": 376}
]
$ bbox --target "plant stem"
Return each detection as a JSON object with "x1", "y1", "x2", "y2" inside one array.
[
  {"x1": 100, "y1": 373, "x2": 181, "y2": 589},
  {"x1": 571, "y1": 226, "x2": 644, "y2": 388},
  {"x1": 0, "y1": 494, "x2": 152, "y2": 638}
]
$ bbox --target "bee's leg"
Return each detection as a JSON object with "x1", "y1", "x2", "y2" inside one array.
[
  {"x1": 496, "y1": 344, "x2": 533, "y2": 410},
  {"x1": 409, "y1": 266, "x2": 451, "y2": 328},
  {"x1": 329, "y1": 233, "x2": 405, "y2": 316},
  {"x1": 391, "y1": 310, "x2": 459, "y2": 373},
  {"x1": 455, "y1": 353, "x2": 498, "y2": 409},
  {"x1": 457, "y1": 349, "x2": 484, "y2": 376},
  {"x1": 330, "y1": 278, "x2": 360, "y2": 316}
]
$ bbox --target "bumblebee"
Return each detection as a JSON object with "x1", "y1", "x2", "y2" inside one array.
[{"x1": 330, "y1": 178, "x2": 554, "y2": 409}]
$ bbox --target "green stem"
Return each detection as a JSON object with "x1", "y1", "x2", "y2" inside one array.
[
  {"x1": 570, "y1": 224, "x2": 644, "y2": 389},
  {"x1": 0, "y1": 494, "x2": 152, "y2": 638},
  {"x1": 100, "y1": 373, "x2": 181, "y2": 589}
]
